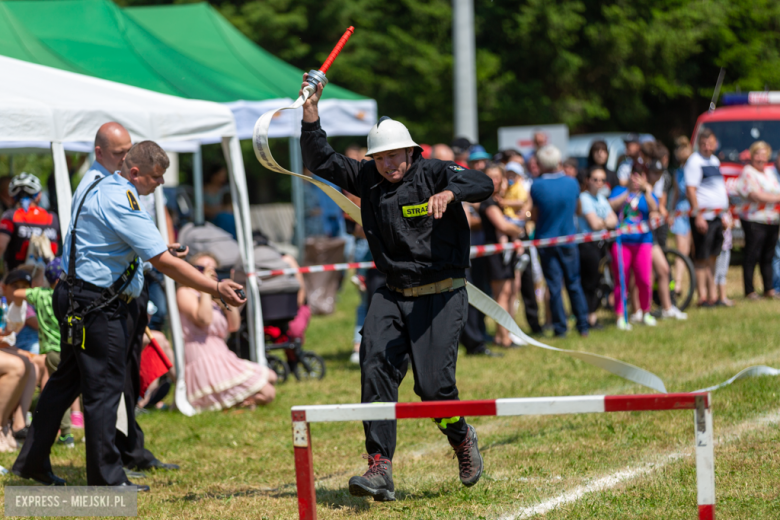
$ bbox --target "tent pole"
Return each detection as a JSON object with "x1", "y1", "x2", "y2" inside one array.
[
  {"x1": 154, "y1": 189, "x2": 196, "y2": 416},
  {"x1": 193, "y1": 146, "x2": 205, "y2": 225},
  {"x1": 222, "y1": 136, "x2": 266, "y2": 367},
  {"x1": 50, "y1": 142, "x2": 72, "y2": 238},
  {"x1": 289, "y1": 137, "x2": 306, "y2": 263}
]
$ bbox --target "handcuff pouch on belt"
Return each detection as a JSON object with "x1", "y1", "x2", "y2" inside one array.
[{"x1": 63, "y1": 177, "x2": 139, "y2": 349}]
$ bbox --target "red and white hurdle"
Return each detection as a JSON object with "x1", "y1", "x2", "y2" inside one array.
[{"x1": 291, "y1": 393, "x2": 715, "y2": 520}]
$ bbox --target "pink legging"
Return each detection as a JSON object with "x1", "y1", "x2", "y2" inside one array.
[{"x1": 611, "y1": 242, "x2": 653, "y2": 315}]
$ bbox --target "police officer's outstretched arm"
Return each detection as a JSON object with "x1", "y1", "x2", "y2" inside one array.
[
  {"x1": 150, "y1": 252, "x2": 245, "y2": 307},
  {"x1": 427, "y1": 162, "x2": 494, "y2": 219},
  {"x1": 299, "y1": 73, "x2": 363, "y2": 195},
  {"x1": 107, "y1": 184, "x2": 245, "y2": 308}
]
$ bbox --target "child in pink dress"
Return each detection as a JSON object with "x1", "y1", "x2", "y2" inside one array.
[{"x1": 177, "y1": 253, "x2": 276, "y2": 412}]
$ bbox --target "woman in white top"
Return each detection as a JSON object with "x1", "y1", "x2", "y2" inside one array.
[{"x1": 736, "y1": 141, "x2": 780, "y2": 299}]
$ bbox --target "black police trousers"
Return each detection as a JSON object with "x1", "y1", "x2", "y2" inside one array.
[
  {"x1": 115, "y1": 281, "x2": 157, "y2": 470},
  {"x1": 360, "y1": 285, "x2": 469, "y2": 460},
  {"x1": 14, "y1": 282, "x2": 129, "y2": 486}
]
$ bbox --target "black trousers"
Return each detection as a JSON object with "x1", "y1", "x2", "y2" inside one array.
[
  {"x1": 360, "y1": 286, "x2": 469, "y2": 460},
  {"x1": 742, "y1": 220, "x2": 780, "y2": 295},
  {"x1": 14, "y1": 282, "x2": 129, "y2": 485},
  {"x1": 519, "y1": 260, "x2": 542, "y2": 333},
  {"x1": 459, "y1": 268, "x2": 487, "y2": 353},
  {"x1": 579, "y1": 241, "x2": 605, "y2": 313},
  {"x1": 116, "y1": 282, "x2": 157, "y2": 470}
]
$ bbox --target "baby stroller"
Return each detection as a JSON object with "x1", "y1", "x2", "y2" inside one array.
[
  {"x1": 260, "y1": 290, "x2": 325, "y2": 384},
  {"x1": 233, "y1": 240, "x2": 325, "y2": 384}
]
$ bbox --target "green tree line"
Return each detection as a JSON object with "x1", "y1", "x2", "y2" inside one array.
[{"x1": 119, "y1": 0, "x2": 780, "y2": 150}]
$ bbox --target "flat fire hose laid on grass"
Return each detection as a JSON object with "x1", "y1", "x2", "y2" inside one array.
[{"x1": 251, "y1": 27, "x2": 777, "y2": 396}]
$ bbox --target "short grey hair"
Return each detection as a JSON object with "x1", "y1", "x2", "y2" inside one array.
[
  {"x1": 536, "y1": 145, "x2": 562, "y2": 172},
  {"x1": 125, "y1": 141, "x2": 170, "y2": 172}
]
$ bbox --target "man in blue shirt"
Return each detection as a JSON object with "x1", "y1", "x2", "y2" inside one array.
[
  {"x1": 14, "y1": 141, "x2": 245, "y2": 489},
  {"x1": 530, "y1": 145, "x2": 589, "y2": 337},
  {"x1": 76, "y1": 122, "x2": 179, "y2": 475}
]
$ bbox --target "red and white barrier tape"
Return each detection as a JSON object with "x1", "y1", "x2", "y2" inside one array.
[
  {"x1": 256, "y1": 223, "x2": 654, "y2": 278},
  {"x1": 263, "y1": 202, "x2": 780, "y2": 278},
  {"x1": 674, "y1": 202, "x2": 780, "y2": 218}
]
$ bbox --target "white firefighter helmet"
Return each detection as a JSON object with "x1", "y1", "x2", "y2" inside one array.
[{"x1": 365, "y1": 117, "x2": 422, "y2": 156}]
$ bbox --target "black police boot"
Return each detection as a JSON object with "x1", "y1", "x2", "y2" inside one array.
[
  {"x1": 348, "y1": 453, "x2": 395, "y2": 502},
  {"x1": 12, "y1": 469, "x2": 66, "y2": 486},
  {"x1": 449, "y1": 424, "x2": 483, "y2": 487}
]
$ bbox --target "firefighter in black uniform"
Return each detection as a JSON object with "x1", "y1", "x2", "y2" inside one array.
[{"x1": 299, "y1": 75, "x2": 494, "y2": 501}]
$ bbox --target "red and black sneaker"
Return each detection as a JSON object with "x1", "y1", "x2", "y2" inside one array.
[
  {"x1": 450, "y1": 424, "x2": 483, "y2": 487},
  {"x1": 348, "y1": 453, "x2": 395, "y2": 501}
]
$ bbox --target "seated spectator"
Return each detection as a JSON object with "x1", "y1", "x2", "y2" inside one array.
[
  {"x1": 530, "y1": 145, "x2": 589, "y2": 337},
  {"x1": 578, "y1": 167, "x2": 617, "y2": 329},
  {"x1": 0, "y1": 173, "x2": 60, "y2": 276},
  {"x1": 609, "y1": 162, "x2": 659, "y2": 330},
  {"x1": 8, "y1": 258, "x2": 74, "y2": 446},
  {"x1": 0, "y1": 348, "x2": 27, "y2": 452},
  {"x1": 2, "y1": 267, "x2": 44, "y2": 439},
  {"x1": 177, "y1": 252, "x2": 276, "y2": 411},
  {"x1": 736, "y1": 141, "x2": 780, "y2": 299}
]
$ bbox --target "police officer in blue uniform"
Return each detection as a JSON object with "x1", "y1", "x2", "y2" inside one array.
[
  {"x1": 75, "y1": 122, "x2": 179, "y2": 475},
  {"x1": 13, "y1": 141, "x2": 245, "y2": 488}
]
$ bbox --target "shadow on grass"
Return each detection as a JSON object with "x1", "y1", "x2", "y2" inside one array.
[{"x1": 316, "y1": 486, "x2": 448, "y2": 511}]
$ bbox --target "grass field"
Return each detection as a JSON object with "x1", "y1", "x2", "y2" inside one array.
[{"x1": 2, "y1": 266, "x2": 779, "y2": 519}]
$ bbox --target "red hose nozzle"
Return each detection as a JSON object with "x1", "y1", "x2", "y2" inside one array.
[{"x1": 319, "y1": 26, "x2": 354, "y2": 74}]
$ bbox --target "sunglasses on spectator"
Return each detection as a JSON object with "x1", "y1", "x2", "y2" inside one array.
[{"x1": 590, "y1": 177, "x2": 606, "y2": 183}]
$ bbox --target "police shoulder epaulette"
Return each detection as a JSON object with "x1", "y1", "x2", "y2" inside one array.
[{"x1": 126, "y1": 190, "x2": 140, "y2": 211}]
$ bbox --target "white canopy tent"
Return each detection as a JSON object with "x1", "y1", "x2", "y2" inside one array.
[{"x1": 0, "y1": 55, "x2": 266, "y2": 415}]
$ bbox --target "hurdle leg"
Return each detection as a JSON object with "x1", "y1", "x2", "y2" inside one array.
[
  {"x1": 694, "y1": 394, "x2": 715, "y2": 520},
  {"x1": 292, "y1": 410, "x2": 316, "y2": 520}
]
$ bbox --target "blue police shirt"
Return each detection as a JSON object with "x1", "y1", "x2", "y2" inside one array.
[
  {"x1": 73, "y1": 161, "x2": 112, "y2": 205},
  {"x1": 62, "y1": 173, "x2": 167, "y2": 298}
]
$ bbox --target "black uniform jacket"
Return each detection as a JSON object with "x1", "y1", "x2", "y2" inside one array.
[{"x1": 301, "y1": 119, "x2": 493, "y2": 289}]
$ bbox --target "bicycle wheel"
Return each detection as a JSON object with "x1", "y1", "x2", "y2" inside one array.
[
  {"x1": 266, "y1": 354, "x2": 290, "y2": 384},
  {"x1": 294, "y1": 351, "x2": 326, "y2": 381},
  {"x1": 664, "y1": 247, "x2": 695, "y2": 311}
]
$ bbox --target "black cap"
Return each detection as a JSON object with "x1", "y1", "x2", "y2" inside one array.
[
  {"x1": 624, "y1": 133, "x2": 640, "y2": 144},
  {"x1": 5, "y1": 268, "x2": 32, "y2": 286},
  {"x1": 451, "y1": 137, "x2": 472, "y2": 155}
]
